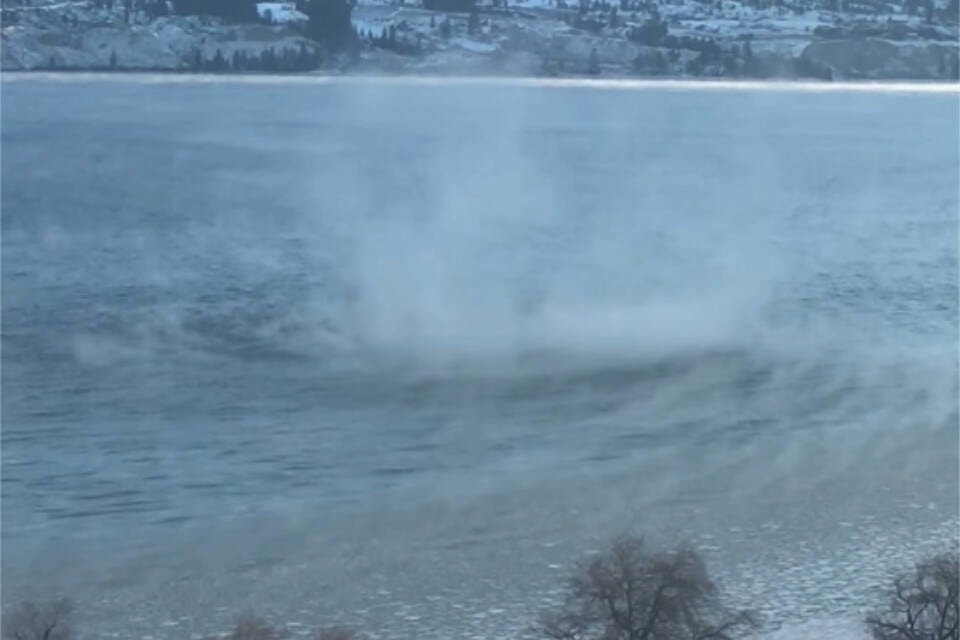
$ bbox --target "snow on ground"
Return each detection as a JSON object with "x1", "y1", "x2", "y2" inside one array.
[
  {"x1": 505, "y1": 0, "x2": 561, "y2": 10},
  {"x1": 3, "y1": 0, "x2": 957, "y2": 76},
  {"x1": 1, "y1": 5, "x2": 314, "y2": 70},
  {"x1": 451, "y1": 36, "x2": 498, "y2": 52}
]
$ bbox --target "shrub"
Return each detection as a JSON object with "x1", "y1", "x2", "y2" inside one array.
[
  {"x1": 537, "y1": 536, "x2": 756, "y2": 640},
  {"x1": 221, "y1": 615, "x2": 288, "y2": 640},
  {"x1": 213, "y1": 616, "x2": 362, "y2": 640},
  {"x1": 866, "y1": 551, "x2": 959, "y2": 640},
  {"x1": 313, "y1": 628, "x2": 361, "y2": 640},
  {"x1": 2, "y1": 599, "x2": 74, "y2": 640}
]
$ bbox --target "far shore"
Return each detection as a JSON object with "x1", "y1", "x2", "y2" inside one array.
[{"x1": 3, "y1": 68, "x2": 959, "y2": 93}]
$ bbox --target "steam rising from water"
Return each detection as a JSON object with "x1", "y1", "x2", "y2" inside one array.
[{"x1": 2, "y1": 79, "x2": 956, "y2": 640}]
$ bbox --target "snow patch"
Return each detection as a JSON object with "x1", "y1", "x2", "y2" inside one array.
[{"x1": 452, "y1": 37, "x2": 498, "y2": 53}]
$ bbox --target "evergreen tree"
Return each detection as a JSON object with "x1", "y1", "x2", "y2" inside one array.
[
  {"x1": 212, "y1": 48, "x2": 226, "y2": 71},
  {"x1": 651, "y1": 48, "x2": 666, "y2": 73},
  {"x1": 628, "y1": 15, "x2": 666, "y2": 45},
  {"x1": 742, "y1": 39, "x2": 756, "y2": 76},
  {"x1": 722, "y1": 51, "x2": 739, "y2": 76},
  {"x1": 304, "y1": 0, "x2": 357, "y2": 51},
  {"x1": 587, "y1": 46, "x2": 600, "y2": 74},
  {"x1": 298, "y1": 42, "x2": 311, "y2": 68}
]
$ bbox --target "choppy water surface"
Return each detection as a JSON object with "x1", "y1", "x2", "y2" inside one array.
[{"x1": 2, "y1": 78, "x2": 957, "y2": 639}]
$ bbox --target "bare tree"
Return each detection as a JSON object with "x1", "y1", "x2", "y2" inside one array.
[
  {"x1": 313, "y1": 628, "x2": 361, "y2": 640},
  {"x1": 2, "y1": 599, "x2": 74, "y2": 640},
  {"x1": 866, "y1": 552, "x2": 959, "y2": 640},
  {"x1": 222, "y1": 615, "x2": 289, "y2": 640},
  {"x1": 213, "y1": 615, "x2": 361, "y2": 640},
  {"x1": 537, "y1": 536, "x2": 756, "y2": 640}
]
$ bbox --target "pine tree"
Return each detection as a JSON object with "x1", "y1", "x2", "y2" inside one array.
[
  {"x1": 212, "y1": 48, "x2": 226, "y2": 71},
  {"x1": 742, "y1": 39, "x2": 756, "y2": 76},
  {"x1": 298, "y1": 42, "x2": 310, "y2": 68},
  {"x1": 303, "y1": 0, "x2": 358, "y2": 51},
  {"x1": 587, "y1": 46, "x2": 600, "y2": 74},
  {"x1": 652, "y1": 48, "x2": 666, "y2": 73},
  {"x1": 722, "y1": 51, "x2": 739, "y2": 76}
]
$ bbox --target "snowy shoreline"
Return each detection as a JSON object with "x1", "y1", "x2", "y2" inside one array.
[{"x1": 3, "y1": 68, "x2": 960, "y2": 86}]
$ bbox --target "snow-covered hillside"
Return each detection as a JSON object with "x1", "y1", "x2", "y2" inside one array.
[{"x1": 1, "y1": 0, "x2": 957, "y2": 78}]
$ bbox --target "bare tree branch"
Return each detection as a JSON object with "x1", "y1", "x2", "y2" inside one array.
[
  {"x1": 2, "y1": 599, "x2": 74, "y2": 640},
  {"x1": 866, "y1": 551, "x2": 959, "y2": 640},
  {"x1": 536, "y1": 536, "x2": 757, "y2": 640}
]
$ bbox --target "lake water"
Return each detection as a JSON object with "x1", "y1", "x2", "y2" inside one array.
[{"x1": 2, "y1": 76, "x2": 958, "y2": 639}]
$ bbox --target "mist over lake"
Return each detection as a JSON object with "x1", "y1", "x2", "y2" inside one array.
[{"x1": 1, "y1": 77, "x2": 957, "y2": 639}]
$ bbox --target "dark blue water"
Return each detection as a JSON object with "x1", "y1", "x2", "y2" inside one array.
[{"x1": 1, "y1": 77, "x2": 958, "y2": 638}]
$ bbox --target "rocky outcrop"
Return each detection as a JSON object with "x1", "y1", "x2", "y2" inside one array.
[{"x1": 801, "y1": 37, "x2": 959, "y2": 79}]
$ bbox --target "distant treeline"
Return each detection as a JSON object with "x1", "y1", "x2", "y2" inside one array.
[{"x1": 191, "y1": 44, "x2": 324, "y2": 71}]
